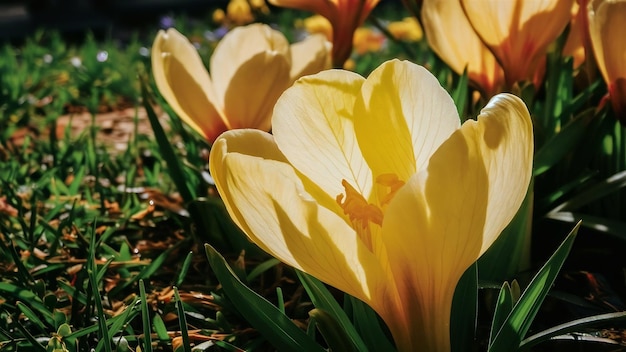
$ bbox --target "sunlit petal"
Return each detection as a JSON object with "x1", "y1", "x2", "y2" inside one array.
[
  {"x1": 379, "y1": 93, "x2": 533, "y2": 351},
  {"x1": 151, "y1": 29, "x2": 227, "y2": 141},
  {"x1": 273, "y1": 70, "x2": 372, "y2": 202},
  {"x1": 354, "y1": 59, "x2": 460, "y2": 184}
]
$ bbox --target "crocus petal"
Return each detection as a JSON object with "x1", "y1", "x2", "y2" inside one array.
[
  {"x1": 209, "y1": 129, "x2": 287, "y2": 227},
  {"x1": 588, "y1": 0, "x2": 626, "y2": 120},
  {"x1": 272, "y1": 70, "x2": 373, "y2": 203},
  {"x1": 379, "y1": 93, "x2": 533, "y2": 351},
  {"x1": 209, "y1": 129, "x2": 386, "y2": 305},
  {"x1": 353, "y1": 60, "x2": 460, "y2": 184},
  {"x1": 210, "y1": 24, "x2": 292, "y2": 131},
  {"x1": 461, "y1": 0, "x2": 574, "y2": 85},
  {"x1": 289, "y1": 33, "x2": 332, "y2": 81},
  {"x1": 151, "y1": 29, "x2": 227, "y2": 142},
  {"x1": 421, "y1": 0, "x2": 505, "y2": 97}
]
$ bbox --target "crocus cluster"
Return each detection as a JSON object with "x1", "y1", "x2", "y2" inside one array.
[{"x1": 421, "y1": 0, "x2": 574, "y2": 96}]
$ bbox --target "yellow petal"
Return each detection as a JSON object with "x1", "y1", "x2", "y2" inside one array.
[
  {"x1": 151, "y1": 29, "x2": 227, "y2": 142},
  {"x1": 461, "y1": 0, "x2": 574, "y2": 85},
  {"x1": 272, "y1": 69, "x2": 373, "y2": 204},
  {"x1": 209, "y1": 129, "x2": 287, "y2": 230},
  {"x1": 421, "y1": 0, "x2": 504, "y2": 96},
  {"x1": 289, "y1": 33, "x2": 332, "y2": 81},
  {"x1": 210, "y1": 24, "x2": 292, "y2": 131},
  {"x1": 353, "y1": 59, "x2": 460, "y2": 185},
  {"x1": 209, "y1": 129, "x2": 385, "y2": 305},
  {"x1": 379, "y1": 93, "x2": 533, "y2": 351}
]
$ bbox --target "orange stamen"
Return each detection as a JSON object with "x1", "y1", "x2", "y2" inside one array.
[{"x1": 336, "y1": 180, "x2": 383, "y2": 226}]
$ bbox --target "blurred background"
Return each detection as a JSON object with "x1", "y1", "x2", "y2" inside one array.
[{"x1": 0, "y1": 0, "x2": 227, "y2": 42}]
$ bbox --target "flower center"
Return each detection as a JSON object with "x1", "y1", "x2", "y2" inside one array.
[{"x1": 336, "y1": 174, "x2": 405, "y2": 251}]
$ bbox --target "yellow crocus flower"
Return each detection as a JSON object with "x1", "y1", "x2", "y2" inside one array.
[
  {"x1": 588, "y1": 0, "x2": 626, "y2": 122},
  {"x1": 227, "y1": 0, "x2": 254, "y2": 25},
  {"x1": 461, "y1": 0, "x2": 574, "y2": 87},
  {"x1": 387, "y1": 17, "x2": 423, "y2": 42},
  {"x1": 268, "y1": 0, "x2": 380, "y2": 67},
  {"x1": 422, "y1": 0, "x2": 505, "y2": 97},
  {"x1": 151, "y1": 24, "x2": 330, "y2": 142},
  {"x1": 301, "y1": 14, "x2": 333, "y2": 42},
  {"x1": 352, "y1": 27, "x2": 385, "y2": 55},
  {"x1": 209, "y1": 59, "x2": 534, "y2": 351}
]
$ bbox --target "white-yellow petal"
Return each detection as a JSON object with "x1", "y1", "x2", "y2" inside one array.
[
  {"x1": 379, "y1": 93, "x2": 533, "y2": 351},
  {"x1": 272, "y1": 69, "x2": 373, "y2": 204},
  {"x1": 354, "y1": 59, "x2": 460, "y2": 184}
]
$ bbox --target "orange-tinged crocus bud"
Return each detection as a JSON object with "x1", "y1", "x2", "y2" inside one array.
[
  {"x1": 268, "y1": 0, "x2": 381, "y2": 67},
  {"x1": 422, "y1": 0, "x2": 505, "y2": 97},
  {"x1": 461, "y1": 0, "x2": 575, "y2": 87},
  {"x1": 588, "y1": 0, "x2": 626, "y2": 122},
  {"x1": 151, "y1": 24, "x2": 331, "y2": 142}
]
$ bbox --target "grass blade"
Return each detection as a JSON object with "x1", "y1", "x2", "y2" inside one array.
[
  {"x1": 451, "y1": 263, "x2": 478, "y2": 352},
  {"x1": 297, "y1": 270, "x2": 369, "y2": 352},
  {"x1": 89, "y1": 227, "x2": 112, "y2": 352},
  {"x1": 174, "y1": 286, "x2": 192, "y2": 352},
  {"x1": 139, "y1": 280, "x2": 153, "y2": 352},
  {"x1": 205, "y1": 244, "x2": 325, "y2": 352},
  {"x1": 520, "y1": 311, "x2": 626, "y2": 350},
  {"x1": 346, "y1": 296, "x2": 396, "y2": 351},
  {"x1": 140, "y1": 78, "x2": 195, "y2": 203},
  {"x1": 489, "y1": 222, "x2": 580, "y2": 351}
]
